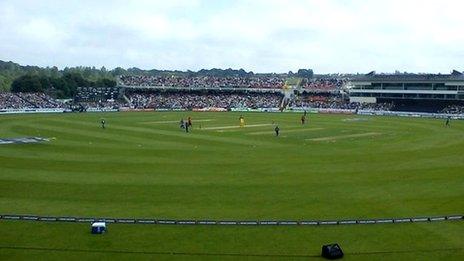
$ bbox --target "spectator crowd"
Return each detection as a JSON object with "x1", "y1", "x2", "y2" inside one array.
[
  {"x1": 290, "y1": 95, "x2": 394, "y2": 111},
  {"x1": 127, "y1": 91, "x2": 282, "y2": 109},
  {"x1": 3, "y1": 90, "x2": 463, "y2": 114},
  {"x1": 72, "y1": 100, "x2": 125, "y2": 111},
  {"x1": 120, "y1": 75, "x2": 285, "y2": 89},
  {"x1": 301, "y1": 78, "x2": 346, "y2": 92},
  {"x1": 0, "y1": 92, "x2": 66, "y2": 110},
  {"x1": 440, "y1": 105, "x2": 464, "y2": 114}
]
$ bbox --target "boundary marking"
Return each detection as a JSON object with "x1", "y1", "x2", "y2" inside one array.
[{"x1": 1, "y1": 214, "x2": 462, "y2": 226}]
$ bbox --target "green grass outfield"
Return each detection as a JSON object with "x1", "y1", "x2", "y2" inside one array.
[{"x1": 0, "y1": 111, "x2": 463, "y2": 259}]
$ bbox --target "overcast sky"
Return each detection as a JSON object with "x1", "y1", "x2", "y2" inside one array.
[{"x1": 0, "y1": 0, "x2": 463, "y2": 73}]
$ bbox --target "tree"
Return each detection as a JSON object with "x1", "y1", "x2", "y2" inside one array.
[
  {"x1": 63, "y1": 72, "x2": 89, "y2": 87},
  {"x1": 11, "y1": 74, "x2": 44, "y2": 92},
  {"x1": 95, "y1": 78, "x2": 116, "y2": 87},
  {"x1": 0, "y1": 75, "x2": 10, "y2": 91},
  {"x1": 296, "y1": 69, "x2": 314, "y2": 78},
  {"x1": 112, "y1": 67, "x2": 126, "y2": 76}
]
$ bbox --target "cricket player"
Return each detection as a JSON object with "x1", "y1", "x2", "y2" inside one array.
[
  {"x1": 275, "y1": 125, "x2": 280, "y2": 136},
  {"x1": 185, "y1": 121, "x2": 189, "y2": 133},
  {"x1": 445, "y1": 116, "x2": 451, "y2": 127}
]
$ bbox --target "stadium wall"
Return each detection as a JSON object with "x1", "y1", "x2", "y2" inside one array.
[
  {"x1": 0, "y1": 108, "x2": 71, "y2": 114},
  {"x1": 2, "y1": 107, "x2": 463, "y2": 119},
  {"x1": 349, "y1": 96, "x2": 377, "y2": 103},
  {"x1": 358, "y1": 110, "x2": 464, "y2": 119}
]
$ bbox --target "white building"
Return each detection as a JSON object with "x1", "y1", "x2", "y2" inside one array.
[{"x1": 348, "y1": 70, "x2": 464, "y2": 104}]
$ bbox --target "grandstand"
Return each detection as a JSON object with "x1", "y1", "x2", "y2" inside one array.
[
  {"x1": 119, "y1": 75, "x2": 286, "y2": 111},
  {"x1": 125, "y1": 89, "x2": 282, "y2": 110},
  {"x1": 119, "y1": 75, "x2": 285, "y2": 90},
  {"x1": 349, "y1": 70, "x2": 464, "y2": 112},
  {"x1": 0, "y1": 92, "x2": 66, "y2": 110},
  {"x1": 3, "y1": 72, "x2": 464, "y2": 115},
  {"x1": 74, "y1": 87, "x2": 121, "y2": 102},
  {"x1": 299, "y1": 78, "x2": 346, "y2": 93}
]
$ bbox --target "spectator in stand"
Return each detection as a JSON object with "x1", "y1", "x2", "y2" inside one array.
[
  {"x1": 441, "y1": 105, "x2": 464, "y2": 114},
  {"x1": 0, "y1": 93, "x2": 27, "y2": 109},
  {"x1": 120, "y1": 75, "x2": 285, "y2": 89},
  {"x1": 0, "y1": 92, "x2": 66, "y2": 109},
  {"x1": 126, "y1": 91, "x2": 282, "y2": 109},
  {"x1": 1, "y1": 90, "x2": 397, "y2": 113},
  {"x1": 74, "y1": 100, "x2": 127, "y2": 110},
  {"x1": 290, "y1": 95, "x2": 394, "y2": 111},
  {"x1": 301, "y1": 78, "x2": 346, "y2": 92}
]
